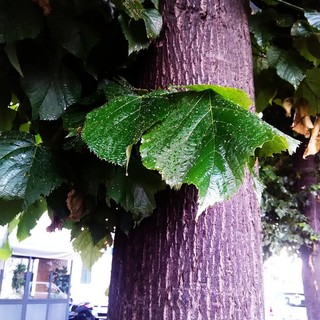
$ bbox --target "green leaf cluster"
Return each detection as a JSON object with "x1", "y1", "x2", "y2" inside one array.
[
  {"x1": 0, "y1": 0, "x2": 297, "y2": 266},
  {"x1": 260, "y1": 154, "x2": 320, "y2": 258},
  {"x1": 251, "y1": 0, "x2": 320, "y2": 114}
]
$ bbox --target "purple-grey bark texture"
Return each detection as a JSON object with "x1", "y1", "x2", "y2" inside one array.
[
  {"x1": 108, "y1": 0, "x2": 264, "y2": 319},
  {"x1": 295, "y1": 142, "x2": 320, "y2": 320}
]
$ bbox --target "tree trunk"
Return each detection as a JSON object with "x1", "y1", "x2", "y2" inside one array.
[
  {"x1": 108, "y1": 0, "x2": 264, "y2": 319},
  {"x1": 295, "y1": 142, "x2": 320, "y2": 320}
]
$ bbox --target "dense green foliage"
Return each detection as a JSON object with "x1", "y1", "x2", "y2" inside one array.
[
  {"x1": 0, "y1": 0, "x2": 297, "y2": 266},
  {"x1": 250, "y1": 0, "x2": 320, "y2": 255}
]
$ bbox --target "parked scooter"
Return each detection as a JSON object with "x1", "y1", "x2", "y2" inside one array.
[{"x1": 69, "y1": 302, "x2": 96, "y2": 320}]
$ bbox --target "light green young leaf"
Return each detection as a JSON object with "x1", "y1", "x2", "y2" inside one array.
[
  {"x1": 267, "y1": 46, "x2": 306, "y2": 88},
  {"x1": 184, "y1": 84, "x2": 253, "y2": 109},
  {"x1": 0, "y1": 131, "x2": 63, "y2": 209},
  {"x1": 72, "y1": 228, "x2": 105, "y2": 269},
  {"x1": 0, "y1": 238, "x2": 12, "y2": 260}
]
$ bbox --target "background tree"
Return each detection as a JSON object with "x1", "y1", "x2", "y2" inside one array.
[
  {"x1": 0, "y1": 0, "x2": 297, "y2": 319},
  {"x1": 250, "y1": 0, "x2": 320, "y2": 318}
]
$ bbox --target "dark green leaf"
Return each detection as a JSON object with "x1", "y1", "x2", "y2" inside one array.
[
  {"x1": 294, "y1": 38, "x2": 320, "y2": 67},
  {"x1": 48, "y1": 13, "x2": 100, "y2": 61},
  {"x1": 17, "y1": 199, "x2": 47, "y2": 241},
  {"x1": 0, "y1": 199, "x2": 23, "y2": 225},
  {"x1": 0, "y1": 131, "x2": 64, "y2": 208},
  {"x1": 296, "y1": 69, "x2": 320, "y2": 114},
  {"x1": 0, "y1": 107, "x2": 16, "y2": 131},
  {"x1": 118, "y1": 14, "x2": 150, "y2": 54},
  {"x1": 106, "y1": 158, "x2": 165, "y2": 220},
  {"x1": 0, "y1": 0, "x2": 43, "y2": 43},
  {"x1": 267, "y1": 46, "x2": 307, "y2": 88},
  {"x1": 22, "y1": 61, "x2": 81, "y2": 120},
  {"x1": 141, "y1": 9, "x2": 162, "y2": 39},
  {"x1": 291, "y1": 20, "x2": 313, "y2": 37}
]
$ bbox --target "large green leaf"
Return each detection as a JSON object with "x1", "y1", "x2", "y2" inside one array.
[
  {"x1": 0, "y1": 0, "x2": 44, "y2": 43},
  {"x1": 22, "y1": 61, "x2": 81, "y2": 120},
  {"x1": 82, "y1": 91, "x2": 172, "y2": 165},
  {"x1": 0, "y1": 132, "x2": 63, "y2": 208},
  {"x1": 83, "y1": 86, "x2": 299, "y2": 214},
  {"x1": 140, "y1": 90, "x2": 299, "y2": 214},
  {"x1": 266, "y1": 46, "x2": 307, "y2": 88}
]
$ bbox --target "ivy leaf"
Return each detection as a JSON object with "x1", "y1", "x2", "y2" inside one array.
[
  {"x1": 140, "y1": 90, "x2": 299, "y2": 214},
  {"x1": 305, "y1": 10, "x2": 320, "y2": 30},
  {"x1": 267, "y1": 46, "x2": 307, "y2": 88},
  {"x1": 106, "y1": 158, "x2": 166, "y2": 220},
  {"x1": 0, "y1": 0, "x2": 43, "y2": 43},
  {"x1": 0, "y1": 238, "x2": 12, "y2": 260},
  {"x1": 0, "y1": 131, "x2": 64, "y2": 209},
  {"x1": 22, "y1": 61, "x2": 81, "y2": 120},
  {"x1": 16, "y1": 199, "x2": 47, "y2": 241},
  {"x1": 83, "y1": 85, "x2": 299, "y2": 214}
]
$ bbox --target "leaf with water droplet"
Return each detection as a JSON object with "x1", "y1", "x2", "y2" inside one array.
[{"x1": 82, "y1": 85, "x2": 300, "y2": 215}]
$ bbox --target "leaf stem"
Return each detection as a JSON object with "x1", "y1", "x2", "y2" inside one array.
[{"x1": 275, "y1": 0, "x2": 303, "y2": 12}]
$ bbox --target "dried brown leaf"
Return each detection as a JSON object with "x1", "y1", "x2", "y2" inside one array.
[
  {"x1": 292, "y1": 99, "x2": 313, "y2": 138},
  {"x1": 32, "y1": 0, "x2": 52, "y2": 15},
  {"x1": 282, "y1": 98, "x2": 294, "y2": 117},
  {"x1": 303, "y1": 117, "x2": 320, "y2": 159},
  {"x1": 66, "y1": 189, "x2": 86, "y2": 221}
]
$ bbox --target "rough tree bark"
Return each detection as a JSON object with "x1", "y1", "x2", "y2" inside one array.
[
  {"x1": 295, "y1": 142, "x2": 320, "y2": 320},
  {"x1": 108, "y1": 0, "x2": 265, "y2": 319}
]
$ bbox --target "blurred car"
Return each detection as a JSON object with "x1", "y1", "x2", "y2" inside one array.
[
  {"x1": 31, "y1": 281, "x2": 68, "y2": 299},
  {"x1": 265, "y1": 292, "x2": 307, "y2": 320},
  {"x1": 92, "y1": 302, "x2": 108, "y2": 320}
]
